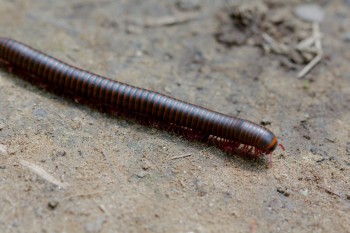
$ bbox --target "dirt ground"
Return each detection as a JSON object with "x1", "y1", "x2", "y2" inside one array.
[{"x1": 0, "y1": 0, "x2": 349, "y2": 232}]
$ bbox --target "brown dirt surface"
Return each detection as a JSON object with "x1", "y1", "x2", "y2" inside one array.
[{"x1": 0, "y1": 0, "x2": 349, "y2": 232}]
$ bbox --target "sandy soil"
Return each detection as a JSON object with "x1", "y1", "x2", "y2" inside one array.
[{"x1": 0, "y1": 0, "x2": 349, "y2": 232}]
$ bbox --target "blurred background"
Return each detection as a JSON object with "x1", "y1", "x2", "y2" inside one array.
[{"x1": 0, "y1": 0, "x2": 349, "y2": 232}]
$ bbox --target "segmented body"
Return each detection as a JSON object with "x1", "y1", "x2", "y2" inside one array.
[{"x1": 0, "y1": 38, "x2": 278, "y2": 152}]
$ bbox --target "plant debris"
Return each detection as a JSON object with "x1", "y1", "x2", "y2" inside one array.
[{"x1": 215, "y1": 1, "x2": 323, "y2": 77}]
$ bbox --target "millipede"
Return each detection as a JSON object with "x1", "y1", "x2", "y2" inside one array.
[{"x1": 0, "y1": 37, "x2": 279, "y2": 156}]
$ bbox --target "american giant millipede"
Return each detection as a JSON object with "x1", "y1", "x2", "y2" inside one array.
[{"x1": 0, "y1": 38, "x2": 278, "y2": 155}]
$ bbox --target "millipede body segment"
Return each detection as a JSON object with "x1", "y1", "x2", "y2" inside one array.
[{"x1": 0, "y1": 38, "x2": 278, "y2": 153}]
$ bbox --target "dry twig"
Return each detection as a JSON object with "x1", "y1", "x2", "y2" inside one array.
[
  {"x1": 297, "y1": 23, "x2": 323, "y2": 78},
  {"x1": 20, "y1": 159, "x2": 70, "y2": 189},
  {"x1": 130, "y1": 14, "x2": 198, "y2": 28},
  {"x1": 317, "y1": 185, "x2": 341, "y2": 198},
  {"x1": 101, "y1": 150, "x2": 120, "y2": 182},
  {"x1": 169, "y1": 153, "x2": 192, "y2": 160}
]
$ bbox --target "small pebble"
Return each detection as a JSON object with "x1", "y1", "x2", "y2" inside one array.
[
  {"x1": 260, "y1": 120, "x2": 272, "y2": 126},
  {"x1": 125, "y1": 23, "x2": 143, "y2": 34},
  {"x1": 176, "y1": 0, "x2": 201, "y2": 11},
  {"x1": 295, "y1": 4, "x2": 325, "y2": 22},
  {"x1": 56, "y1": 150, "x2": 67, "y2": 157},
  {"x1": 277, "y1": 187, "x2": 284, "y2": 193},
  {"x1": 142, "y1": 161, "x2": 152, "y2": 170},
  {"x1": 300, "y1": 188, "x2": 309, "y2": 196},
  {"x1": 164, "y1": 86, "x2": 172, "y2": 94},
  {"x1": 0, "y1": 144, "x2": 8, "y2": 156},
  {"x1": 0, "y1": 121, "x2": 5, "y2": 130},
  {"x1": 277, "y1": 187, "x2": 290, "y2": 197},
  {"x1": 48, "y1": 200, "x2": 59, "y2": 210},
  {"x1": 33, "y1": 108, "x2": 47, "y2": 118},
  {"x1": 346, "y1": 142, "x2": 350, "y2": 155},
  {"x1": 163, "y1": 53, "x2": 173, "y2": 61},
  {"x1": 137, "y1": 171, "x2": 148, "y2": 178},
  {"x1": 84, "y1": 216, "x2": 106, "y2": 233},
  {"x1": 344, "y1": 32, "x2": 350, "y2": 42}
]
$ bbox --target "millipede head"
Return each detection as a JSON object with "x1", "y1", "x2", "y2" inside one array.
[{"x1": 266, "y1": 136, "x2": 278, "y2": 153}]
